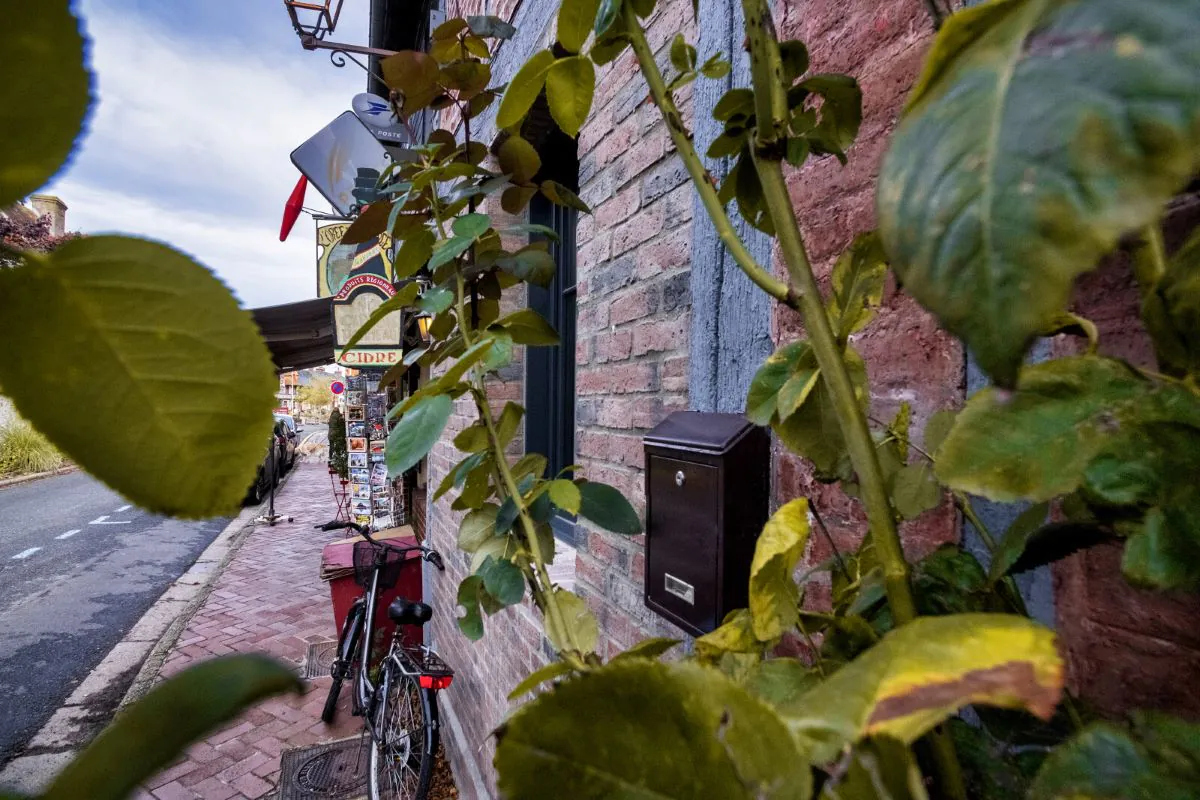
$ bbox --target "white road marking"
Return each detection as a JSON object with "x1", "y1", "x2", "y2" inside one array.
[
  {"x1": 56, "y1": 529, "x2": 81, "y2": 540},
  {"x1": 89, "y1": 515, "x2": 131, "y2": 525},
  {"x1": 114, "y1": 504, "x2": 132, "y2": 513},
  {"x1": 12, "y1": 547, "x2": 41, "y2": 560}
]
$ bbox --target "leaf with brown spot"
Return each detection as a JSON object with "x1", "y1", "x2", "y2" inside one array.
[{"x1": 776, "y1": 614, "x2": 1063, "y2": 764}]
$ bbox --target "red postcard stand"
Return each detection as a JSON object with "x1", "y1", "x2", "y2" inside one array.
[{"x1": 320, "y1": 527, "x2": 423, "y2": 646}]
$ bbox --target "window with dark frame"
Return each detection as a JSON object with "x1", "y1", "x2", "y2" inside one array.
[{"x1": 525, "y1": 193, "x2": 578, "y2": 547}]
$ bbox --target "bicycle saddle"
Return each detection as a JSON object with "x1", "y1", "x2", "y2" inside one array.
[{"x1": 388, "y1": 597, "x2": 432, "y2": 626}]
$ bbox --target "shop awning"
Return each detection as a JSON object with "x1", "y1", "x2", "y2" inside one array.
[{"x1": 251, "y1": 296, "x2": 335, "y2": 373}]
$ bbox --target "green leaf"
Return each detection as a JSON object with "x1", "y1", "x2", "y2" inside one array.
[
  {"x1": 746, "y1": 340, "x2": 814, "y2": 425},
  {"x1": 458, "y1": 504, "x2": 500, "y2": 552},
  {"x1": 1, "y1": 1, "x2": 91, "y2": 207},
  {"x1": 987, "y1": 502, "x2": 1049, "y2": 583},
  {"x1": 878, "y1": 0, "x2": 1200, "y2": 386},
  {"x1": 670, "y1": 34, "x2": 697, "y2": 73},
  {"x1": 387, "y1": 393, "x2": 453, "y2": 477},
  {"x1": 495, "y1": 402, "x2": 524, "y2": 448},
  {"x1": 419, "y1": 286, "x2": 455, "y2": 314},
  {"x1": 577, "y1": 481, "x2": 641, "y2": 534},
  {"x1": 547, "y1": 479, "x2": 582, "y2": 514},
  {"x1": 42, "y1": 655, "x2": 301, "y2": 800},
  {"x1": 495, "y1": 660, "x2": 813, "y2": 799},
  {"x1": 801, "y1": 74, "x2": 861, "y2": 163},
  {"x1": 381, "y1": 50, "x2": 442, "y2": 114},
  {"x1": 784, "y1": 137, "x2": 810, "y2": 168},
  {"x1": 508, "y1": 661, "x2": 577, "y2": 700},
  {"x1": 512, "y1": 452, "x2": 549, "y2": 483},
  {"x1": 594, "y1": 0, "x2": 621, "y2": 37},
  {"x1": 428, "y1": 235, "x2": 473, "y2": 269},
  {"x1": 936, "y1": 356, "x2": 1200, "y2": 503},
  {"x1": 749, "y1": 498, "x2": 809, "y2": 641},
  {"x1": 775, "y1": 347, "x2": 867, "y2": 481},
  {"x1": 394, "y1": 228, "x2": 435, "y2": 278},
  {"x1": 452, "y1": 212, "x2": 491, "y2": 239},
  {"x1": 922, "y1": 409, "x2": 957, "y2": 457},
  {"x1": 701, "y1": 53, "x2": 732, "y2": 80},
  {"x1": 1031, "y1": 713, "x2": 1200, "y2": 800},
  {"x1": 779, "y1": 40, "x2": 809, "y2": 85},
  {"x1": 467, "y1": 14, "x2": 517, "y2": 39},
  {"x1": 340, "y1": 201, "x2": 394, "y2": 245},
  {"x1": 339, "y1": 282, "x2": 420, "y2": 354},
  {"x1": 497, "y1": 50, "x2": 557, "y2": 129},
  {"x1": 541, "y1": 180, "x2": 592, "y2": 213},
  {"x1": 495, "y1": 245, "x2": 556, "y2": 287},
  {"x1": 543, "y1": 588, "x2": 599, "y2": 654},
  {"x1": 492, "y1": 308, "x2": 560, "y2": 345},
  {"x1": 828, "y1": 232, "x2": 888, "y2": 343},
  {"x1": 629, "y1": 0, "x2": 655, "y2": 18},
  {"x1": 453, "y1": 422, "x2": 489, "y2": 453},
  {"x1": 743, "y1": 659, "x2": 820, "y2": 709},
  {"x1": 498, "y1": 134, "x2": 542, "y2": 184},
  {"x1": 777, "y1": 614, "x2": 1063, "y2": 765},
  {"x1": 0, "y1": 237, "x2": 276, "y2": 517},
  {"x1": 610, "y1": 637, "x2": 680, "y2": 663},
  {"x1": 713, "y1": 88, "x2": 755, "y2": 121},
  {"x1": 556, "y1": 0, "x2": 602, "y2": 53},
  {"x1": 457, "y1": 575, "x2": 486, "y2": 640},
  {"x1": 890, "y1": 462, "x2": 942, "y2": 520},
  {"x1": 545, "y1": 57, "x2": 596, "y2": 138},
  {"x1": 479, "y1": 555, "x2": 525, "y2": 606},
  {"x1": 819, "y1": 737, "x2": 929, "y2": 800}
]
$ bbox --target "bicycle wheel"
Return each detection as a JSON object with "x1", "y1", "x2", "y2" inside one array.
[
  {"x1": 369, "y1": 663, "x2": 436, "y2": 799},
  {"x1": 322, "y1": 601, "x2": 364, "y2": 724}
]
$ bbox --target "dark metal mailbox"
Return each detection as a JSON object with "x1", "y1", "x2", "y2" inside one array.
[{"x1": 643, "y1": 411, "x2": 769, "y2": 636}]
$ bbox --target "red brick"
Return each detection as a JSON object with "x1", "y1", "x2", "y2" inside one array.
[
  {"x1": 593, "y1": 329, "x2": 633, "y2": 363},
  {"x1": 596, "y1": 183, "x2": 641, "y2": 229},
  {"x1": 631, "y1": 315, "x2": 688, "y2": 356},
  {"x1": 610, "y1": 285, "x2": 660, "y2": 326},
  {"x1": 596, "y1": 396, "x2": 663, "y2": 430},
  {"x1": 611, "y1": 203, "x2": 665, "y2": 257},
  {"x1": 634, "y1": 227, "x2": 690, "y2": 279},
  {"x1": 578, "y1": 362, "x2": 657, "y2": 396}
]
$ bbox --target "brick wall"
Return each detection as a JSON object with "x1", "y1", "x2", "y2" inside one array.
[{"x1": 571, "y1": 0, "x2": 699, "y2": 656}]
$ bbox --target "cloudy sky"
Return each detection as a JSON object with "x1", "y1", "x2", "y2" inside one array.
[{"x1": 46, "y1": 0, "x2": 372, "y2": 308}]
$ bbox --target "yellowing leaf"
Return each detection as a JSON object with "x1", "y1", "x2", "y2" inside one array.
[
  {"x1": 547, "y1": 479, "x2": 582, "y2": 514},
  {"x1": 694, "y1": 608, "x2": 761, "y2": 664},
  {"x1": 380, "y1": 50, "x2": 441, "y2": 114},
  {"x1": 544, "y1": 588, "x2": 598, "y2": 655},
  {"x1": 0, "y1": 237, "x2": 277, "y2": 517},
  {"x1": 1, "y1": 0, "x2": 91, "y2": 208},
  {"x1": 545, "y1": 56, "x2": 595, "y2": 138},
  {"x1": 779, "y1": 614, "x2": 1063, "y2": 764},
  {"x1": 556, "y1": 0, "x2": 602, "y2": 54},
  {"x1": 498, "y1": 135, "x2": 542, "y2": 184},
  {"x1": 496, "y1": 50, "x2": 556, "y2": 129},
  {"x1": 749, "y1": 498, "x2": 810, "y2": 641}
]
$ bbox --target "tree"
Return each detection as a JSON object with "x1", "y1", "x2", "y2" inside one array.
[
  {"x1": 0, "y1": 211, "x2": 78, "y2": 265},
  {"x1": 295, "y1": 374, "x2": 334, "y2": 419}
]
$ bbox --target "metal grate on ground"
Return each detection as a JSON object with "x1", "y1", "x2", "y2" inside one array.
[
  {"x1": 278, "y1": 736, "x2": 369, "y2": 800},
  {"x1": 302, "y1": 639, "x2": 339, "y2": 679}
]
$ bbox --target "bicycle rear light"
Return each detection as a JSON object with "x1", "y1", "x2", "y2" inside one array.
[{"x1": 419, "y1": 675, "x2": 453, "y2": 690}]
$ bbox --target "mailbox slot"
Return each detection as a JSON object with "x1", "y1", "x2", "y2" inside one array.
[{"x1": 643, "y1": 412, "x2": 769, "y2": 636}]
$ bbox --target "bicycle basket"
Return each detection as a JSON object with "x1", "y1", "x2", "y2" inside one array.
[{"x1": 352, "y1": 541, "x2": 410, "y2": 589}]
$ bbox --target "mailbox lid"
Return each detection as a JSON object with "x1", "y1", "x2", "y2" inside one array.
[{"x1": 644, "y1": 411, "x2": 754, "y2": 455}]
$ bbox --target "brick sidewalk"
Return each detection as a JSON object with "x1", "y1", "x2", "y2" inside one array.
[{"x1": 138, "y1": 462, "x2": 360, "y2": 800}]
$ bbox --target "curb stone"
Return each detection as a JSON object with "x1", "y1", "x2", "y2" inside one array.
[
  {"x1": 0, "y1": 467, "x2": 300, "y2": 795},
  {"x1": 0, "y1": 465, "x2": 78, "y2": 490}
]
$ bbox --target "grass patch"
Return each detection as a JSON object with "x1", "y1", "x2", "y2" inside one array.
[{"x1": 0, "y1": 419, "x2": 65, "y2": 477}]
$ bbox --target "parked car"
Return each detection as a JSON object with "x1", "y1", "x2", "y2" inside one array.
[
  {"x1": 244, "y1": 419, "x2": 296, "y2": 505},
  {"x1": 274, "y1": 416, "x2": 298, "y2": 472}
]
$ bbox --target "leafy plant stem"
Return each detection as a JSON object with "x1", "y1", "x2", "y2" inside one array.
[
  {"x1": 453, "y1": 267, "x2": 586, "y2": 669},
  {"x1": 808, "y1": 502, "x2": 850, "y2": 581},
  {"x1": 739, "y1": 0, "x2": 963, "y2": 794},
  {"x1": 795, "y1": 613, "x2": 827, "y2": 677},
  {"x1": 621, "y1": 4, "x2": 796, "y2": 308}
]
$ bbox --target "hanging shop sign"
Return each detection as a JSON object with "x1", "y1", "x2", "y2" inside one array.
[
  {"x1": 331, "y1": 274, "x2": 403, "y2": 368},
  {"x1": 315, "y1": 220, "x2": 393, "y2": 299},
  {"x1": 290, "y1": 111, "x2": 391, "y2": 217}
]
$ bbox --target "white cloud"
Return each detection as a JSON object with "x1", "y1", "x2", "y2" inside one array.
[{"x1": 46, "y1": 2, "x2": 372, "y2": 308}]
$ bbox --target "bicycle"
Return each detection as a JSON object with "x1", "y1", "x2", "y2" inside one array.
[{"x1": 316, "y1": 520, "x2": 453, "y2": 799}]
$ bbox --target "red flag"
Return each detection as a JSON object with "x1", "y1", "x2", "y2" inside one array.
[{"x1": 279, "y1": 174, "x2": 308, "y2": 241}]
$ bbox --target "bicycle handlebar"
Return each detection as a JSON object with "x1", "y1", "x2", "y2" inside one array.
[{"x1": 315, "y1": 520, "x2": 445, "y2": 571}]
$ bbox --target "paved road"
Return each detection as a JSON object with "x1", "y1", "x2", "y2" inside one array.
[{"x1": 0, "y1": 471, "x2": 229, "y2": 765}]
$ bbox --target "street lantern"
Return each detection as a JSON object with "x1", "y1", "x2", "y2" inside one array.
[
  {"x1": 416, "y1": 314, "x2": 432, "y2": 343},
  {"x1": 284, "y1": 0, "x2": 345, "y2": 42}
]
